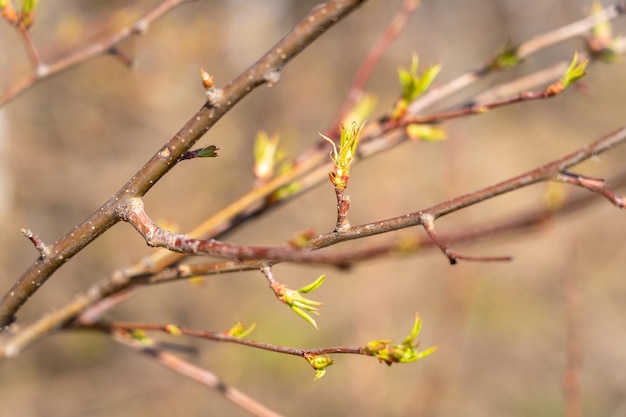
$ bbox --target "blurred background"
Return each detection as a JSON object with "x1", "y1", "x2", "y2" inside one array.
[{"x1": 1, "y1": 0, "x2": 626, "y2": 416}]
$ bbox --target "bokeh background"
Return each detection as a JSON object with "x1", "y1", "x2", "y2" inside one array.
[{"x1": 1, "y1": 0, "x2": 626, "y2": 416}]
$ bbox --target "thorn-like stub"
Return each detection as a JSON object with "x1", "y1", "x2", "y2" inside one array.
[{"x1": 21, "y1": 228, "x2": 51, "y2": 259}]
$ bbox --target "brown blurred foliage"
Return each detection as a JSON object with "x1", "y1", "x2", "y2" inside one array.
[{"x1": 1, "y1": 1, "x2": 626, "y2": 416}]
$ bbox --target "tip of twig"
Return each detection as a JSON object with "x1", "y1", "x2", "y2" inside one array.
[{"x1": 21, "y1": 228, "x2": 51, "y2": 259}]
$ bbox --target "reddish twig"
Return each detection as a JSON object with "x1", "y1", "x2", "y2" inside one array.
[
  {"x1": 421, "y1": 213, "x2": 512, "y2": 264},
  {"x1": 17, "y1": 26, "x2": 43, "y2": 71},
  {"x1": 20, "y1": 228, "x2": 51, "y2": 259},
  {"x1": 554, "y1": 171, "x2": 624, "y2": 209},
  {"x1": 84, "y1": 320, "x2": 362, "y2": 359}
]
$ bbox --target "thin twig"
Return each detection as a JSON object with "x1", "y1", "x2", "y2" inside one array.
[
  {"x1": 17, "y1": 26, "x2": 43, "y2": 71},
  {"x1": 420, "y1": 213, "x2": 512, "y2": 264},
  {"x1": 84, "y1": 321, "x2": 362, "y2": 358},
  {"x1": 554, "y1": 171, "x2": 624, "y2": 208}
]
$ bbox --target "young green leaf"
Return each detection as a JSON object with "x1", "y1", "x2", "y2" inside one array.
[
  {"x1": 272, "y1": 276, "x2": 325, "y2": 329},
  {"x1": 398, "y1": 55, "x2": 441, "y2": 103},
  {"x1": 297, "y1": 274, "x2": 325, "y2": 294},
  {"x1": 392, "y1": 55, "x2": 441, "y2": 119},
  {"x1": 489, "y1": 43, "x2": 521, "y2": 70},
  {"x1": 20, "y1": 0, "x2": 38, "y2": 13}
]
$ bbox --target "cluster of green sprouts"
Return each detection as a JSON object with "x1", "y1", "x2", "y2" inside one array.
[
  {"x1": 304, "y1": 314, "x2": 437, "y2": 380},
  {"x1": 363, "y1": 314, "x2": 438, "y2": 366}
]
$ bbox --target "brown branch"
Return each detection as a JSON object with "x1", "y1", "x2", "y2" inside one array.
[
  {"x1": 0, "y1": 0, "x2": 196, "y2": 106},
  {"x1": 421, "y1": 213, "x2": 512, "y2": 264},
  {"x1": 0, "y1": 0, "x2": 369, "y2": 329}
]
